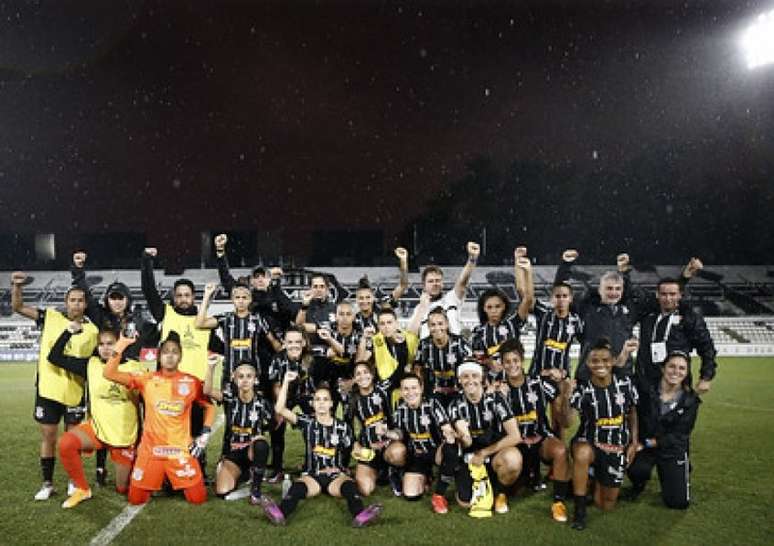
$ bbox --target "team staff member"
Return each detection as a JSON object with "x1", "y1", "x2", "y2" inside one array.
[
  {"x1": 500, "y1": 339, "x2": 572, "y2": 523},
  {"x1": 412, "y1": 295, "x2": 472, "y2": 408},
  {"x1": 569, "y1": 338, "x2": 640, "y2": 531},
  {"x1": 49, "y1": 326, "x2": 143, "y2": 508},
  {"x1": 555, "y1": 250, "x2": 642, "y2": 380},
  {"x1": 627, "y1": 351, "x2": 701, "y2": 509},
  {"x1": 142, "y1": 247, "x2": 221, "y2": 476},
  {"x1": 353, "y1": 247, "x2": 410, "y2": 332},
  {"x1": 269, "y1": 370, "x2": 384, "y2": 527},
  {"x1": 447, "y1": 361, "x2": 522, "y2": 515},
  {"x1": 629, "y1": 263, "x2": 716, "y2": 394},
  {"x1": 213, "y1": 233, "x2": 297, "y2": 390},
  {"x1": 409, "y1": 241, "x2": 480, "y2": 339},
  {"x1": 104, "y1": 331, "x2": 215, "y2": 505},
  {"x1": 12, "y1": 271, "x2": 98, "y2": 501},
  {"x1": 203, "y1": 358, "x2": 274, "y2": 505},
  {"x1": 471, "y1": 249, "x2": 534, "y2": 364}
]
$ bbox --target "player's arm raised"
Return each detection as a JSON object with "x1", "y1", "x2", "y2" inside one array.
[
  {"x1": 10, "y1": 272, "x2": 38, "y2": 320},
  {"x1": 274, "y1": 370, "x2": 299, "y2": 425},
  {"x1": 453, "y1": 241, "x2": 480, "y2": 301}
]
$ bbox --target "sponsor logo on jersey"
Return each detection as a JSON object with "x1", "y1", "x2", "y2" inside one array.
[
  {"x1": 364, "y1": 412, "x2": 385, "y2": 427},
  {"x1": 313, "y1": 445, "x2": 337, "y2": 457},
  {"x1": 231, "y1": 338, "x2": 251, "y2": 349},
  {"x1": 231, "y1": 425, "x2": 253, "y2": 435},
  {"x1": 156, "y1": 399, "x2": 185, "y2": 416},
  {"x1": 516, "y1": 410, "x2": 538, "y2": 424},
  {"x1": 544, "y1": 338, "x2": 568, "y2": 351},
  {"x1": 409, "y1": 432, "x2": 432, "y2": 440},
  {"x1": 433, "y1": 369, "x2": 456, "y2": 378},
  {"x1": 596, "y1": 414, "x2": 624, "y2": 427},
  {"x1": 152, "y1": 445, "x2": 186, "y2": 458}
]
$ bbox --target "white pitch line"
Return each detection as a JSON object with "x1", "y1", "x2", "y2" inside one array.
[{"x1": 88, "y1": 413, "x2": 225, "y2": 546}]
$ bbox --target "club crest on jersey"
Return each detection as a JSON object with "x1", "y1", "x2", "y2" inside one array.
[
  {"x1": 420, "y1": 414, "x2": 431, "y2": 426},
  {"x1": 132, "y1": 468, "x2": 144, "y2": 481},
  {"x1": 482, "y1": 410, "x2": 493, "y2": 422},
  {"x1": 178, "y1": 382, "x2": 191, "y2": 396},
  {"x1": 249, "y1": 409, "x2": 259, "y2": 422},
  {"x1": 566, "y1": 325, "x2": 575, "y2": 336},
  {"x1": 247, "y1": 321, "x2": 256, "y2": 333},
  {"x1": 498, "y1": 326, "x2": 509, "y2": 336},
  {"x1": 330, "y1": 433, "x2": 340, "y2": 446},
  {"x1": 615, "y1": 392, "x2": 626, "y2": 406},
  {"x1": 527, "y1": 391, "x2": 539, "y2": 405},
  {"x1": 448, "y1": 354, "x2": 457, "y2": 364},
  {"x1": 371, "y1": 393, "x2": 382, "y2": 405}
]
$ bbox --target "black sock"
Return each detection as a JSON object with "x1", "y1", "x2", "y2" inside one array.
[
  {"x1": 270, "y1": 423, "x2": 286, "y2": 473},
  {"x1": 574, "y1": 494, "x2": 587, "y2": 520},
  {"x1": 250, "y1": 440, "x2": 270, "y2": 494},
  {"x1": 490, "y1": 472, "x2": 503, "y2": 495},
  {"x1": 279, "y1": 481, "x2": 307, "y2": 517},
  {"x1": 554, "y1": 480, "x2": 570, "y2": 501},
  {"x1": 41, "y1": 457, "x2": 55, "y2": 483},
  {"x1": 341, "y1": 480, "x2": 365, "y2": 516},
  {"x1": 96, "y1": 448, "x2": 107, "y2": 471},
  {"x1": 436, "y1": 443, "x2": 458, "y2": 495}
]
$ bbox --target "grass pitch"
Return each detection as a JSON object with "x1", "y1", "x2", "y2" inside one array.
[{"x1": 2, "y1": 358, "x2": 773, "y2": 546}]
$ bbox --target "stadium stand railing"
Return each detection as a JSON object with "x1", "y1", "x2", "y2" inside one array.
[{"x1": 2, "y1": 266, "x2": 773, "y2": 361}]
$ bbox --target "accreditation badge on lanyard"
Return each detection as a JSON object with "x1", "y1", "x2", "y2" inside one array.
[{"x1": 650, "y1": 314, "x2": 677, "y2": 363}]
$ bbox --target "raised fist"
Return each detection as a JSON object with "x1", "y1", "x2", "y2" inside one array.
[
  {"x1": 466, "y1": 242, "x2": 481, "y2": 260},
  {"x1": 684, "y1": 257, "x2": 703, "y2": 277},
  {"x1": 317, "y1": 328, "x2": 332, "y2": 341},
  {"x1": 207, "y1": 354, "x2": 221, "y2": 369},
  {"x1": 394, "y1": 247, "x2": 408, "y2": 261},
  {"x1": 515, "y1": 257, "x2": 532, "y2": 270},
  {"x1": 285, "y1": 370, "x2": 299, "y2": 383},
  {"x1": 622, "y1": 338, "x2": 639, "y2": 354},
  {"x1": 617, "y1": 253, "x2": 631, "y2": 273},
  {"x1": 73, "y1": 252, "x2": 87, "y2": 268},
  {"x1": 302, "y1": 289, "x2": 314, "y2": 306},
  {"x1": 214, "y1": 233, "x2": 228, "y2": 251},
  {"x1": 10, "y1": 271, "x2": 27, "y2": 285},
  {"x1": 562, "y1": 249, "x2": 579, "y2": 262},
  {"x1": 270, "y1": 267, "x2": 283, "y2": 278},
  {"x1": 203, "y1": 282, "x2": 218, "y2": 296},
  {"x1": 144, "y1": 248, "x2": 158, "y2": 258},
  {"x1": 514, "y1": 246, "x2": 528, "y2": 259}
]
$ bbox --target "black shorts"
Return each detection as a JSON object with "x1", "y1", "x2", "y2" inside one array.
[
  {"x1": 222, "y1": 447, "x2": 252, "y2": 476},
  {"x1": 405, "y1": 451, "x2": 435, "y2": 478},
  {"x1": 592, "y1": 445, "x2": 626, "y2": 488},
  {"x1": 33, "y1": 392, "x2": 85, "y2": 425},
  {"x1": 309, "y1": 472, "x2": 344, "y2": 494}
]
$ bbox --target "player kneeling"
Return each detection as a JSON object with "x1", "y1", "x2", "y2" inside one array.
[
  {"x1": 499, "y1": 339, "x2": 572, "y2": 522},
  {"x1": 104, "y1": 331, "x2": 215, "y2": 505},
  {"x1": 50, "y1": 325, "x2": 143, "y2": 508},
  {"x1": 267, "y1": 371, "x2": 383, "y2": 527},
  {"x1": 569, "y1": 338, "x2": 639, "y2": 530},
  {"x1": 446, "y1": 361, "x2": 522, "y2": 516},
  {"x1": 380, "y1": 374, "x2": 458, "y2": 513},
  {"x1": 204, "y1": 357, "x2": 276, "y2": 507}
]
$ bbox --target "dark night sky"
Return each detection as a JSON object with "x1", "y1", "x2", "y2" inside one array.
[{"x1": 1, "y1": 1, "x2": 772, "y2": 266}]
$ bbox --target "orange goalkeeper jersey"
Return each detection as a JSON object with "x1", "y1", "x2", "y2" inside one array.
[{"x1": 128, "y1": 371, "x2": 212, "y2": 458}]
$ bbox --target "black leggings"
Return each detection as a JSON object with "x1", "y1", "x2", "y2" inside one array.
[{"x1": 627, "y1": 448, "x2": 691, "y2": 509}]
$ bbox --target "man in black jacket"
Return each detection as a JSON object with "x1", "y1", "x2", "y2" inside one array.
[{"x1": 630, "y1": 262, "x2": 716, "y2": 395}]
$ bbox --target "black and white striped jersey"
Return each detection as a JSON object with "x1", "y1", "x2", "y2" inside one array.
[
  {"x1": 415, "y1": 334, "x2": 471, "y2": 391},
  {"x1": 529, "y1": 300, "x2": 583, "y2": 377},
  {"x1": 267, "y1": 352, "x2": 315, "y2": 407},
  {"x1": 221, "y1": 389, "x2": 274, "y2": 449},
  {"x1": 571, "y1": 377, "x2": 639, "y2": 447},
  {"x1": 354, "y1": 295, "x2": 396, "y2": 332},
  {"x1": 294, "y1": 413, "x2": 353, "y2": 474},
  {"x1": 393, "y1": 398, "x2": 450, "y2": 454},
  {"x1": 471, "y1": 313, "x2": 524, "y2": 357},
  {"x1": 328, "y1": 329, "x2": 362, "y2": 374},
  {"x1": 447, "y1": 392, "x2": 513, "y2": 450},
  {"x1": 506, "y1": 376, "x2": 558, "y2": 439},
  {"x1": 350, "y1": 384, "x2": 392, "y2": 447},
  {"x1": 215, "y1": 312, "x2": 270, "y2": 378}
]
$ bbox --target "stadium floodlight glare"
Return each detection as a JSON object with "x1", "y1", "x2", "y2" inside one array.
[{"x1": 741, "y1": 10, "x2": 774, "y2": 69}]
